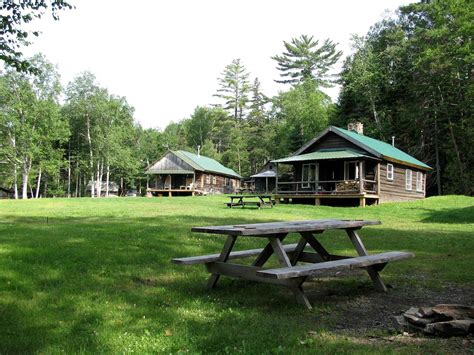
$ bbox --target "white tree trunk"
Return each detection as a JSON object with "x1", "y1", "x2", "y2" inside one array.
[
  {"x1": 146, "y1": 159, "x2": 150, "y2": 189},
  {"x1": 13, "y1": 163, "x2": 18, "y2": 199},
  {"x1": 86, "y1": 115, "x2": 95, "y2": 198},
  {"x1": 21, "y1": 161, "x2": 29, "y2": 199},
  {"x1": 105, "y1": 164, "x2": 110, "y2": 197},
  {"x1": 35, "y1": 167, "x2": 42, "y2": 199},
  {"x1": 96, "y1": 160, "x2": 102, "y2": 198},
  {"x1": 67, "y1": 143, "x2": 71, "y2": 198}
]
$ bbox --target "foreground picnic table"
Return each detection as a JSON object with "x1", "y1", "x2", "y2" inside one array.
[
  {"x1": 227, "y1": 195, "x2": 274, "y2": 209},
  {"x1": 172, "y1": 219, "x2": 413, "y2": 309}
]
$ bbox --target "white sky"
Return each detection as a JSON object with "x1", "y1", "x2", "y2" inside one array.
[{"x1": 24, "y1": 0, "x2": 414, "y2": 130}]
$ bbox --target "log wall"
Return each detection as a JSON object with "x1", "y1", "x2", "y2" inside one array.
[
  {"x1": 379, "y1": 163, "x2": 425, "y2": 203},
  {"x1": 196, "y1": 172, "x2": 240, "y2": 194}
]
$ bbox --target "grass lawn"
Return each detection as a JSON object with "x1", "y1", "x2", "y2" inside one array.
[{"x1": 0, "y1": 195, "x2": 473, "y2": 353}]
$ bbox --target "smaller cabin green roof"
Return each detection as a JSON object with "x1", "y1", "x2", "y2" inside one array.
[
  {"x1": 174, "y1": 150, "x2": 242, "y2": 178},
  {"x1": 273, "y1": 149, "x2": 374, "y2": 163}
]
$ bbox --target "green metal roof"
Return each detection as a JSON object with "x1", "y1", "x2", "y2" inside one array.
[
  {"x1": 149, "y1": 169, "x2": 194, "y2": 175},
  {"x1": 331, "y1": 126, "x2": 431, "y2": 170},
  {"x1": 174, "y1": 150, "x2": 242, "y2": 178},
  {"x1": 273, "y1": 149, "x2": 375, "y2": 163}
]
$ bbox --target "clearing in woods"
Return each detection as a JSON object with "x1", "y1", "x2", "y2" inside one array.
[{"x1": 0, "y1": 195, "x2": 472, "y2": 353}]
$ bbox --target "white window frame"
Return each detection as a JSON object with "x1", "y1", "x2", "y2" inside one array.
[
  {"x1": 387, "y1": 164, "x2": 394, "y2": 181},
  {"x1": 205, "y1": 174, "x2": 210, "y2": 184},
  {"x1": 224, "y1": 177, "x2": 229, "y2": 186},
  {"x1": 212, "y1": 176, "x2": 217, "y2": 185},
  {"x1": 416, "y1": 172, "x2": 423, "y2": 192},
  {"x1": 405, "y1": 169, "x2": 412, "y2": 191}
]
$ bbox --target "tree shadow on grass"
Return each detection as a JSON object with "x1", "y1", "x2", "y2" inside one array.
[
  {"x1": 420, "y1": 205, "x2": 474, "y2": 224},
  {"x1": 0, "y1": 214, "x2": 473, "y2": 352}
]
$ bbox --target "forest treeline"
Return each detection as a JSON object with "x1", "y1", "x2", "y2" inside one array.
[{"x1": 0, "y1": 0, "x2": 472, "y2": 198}]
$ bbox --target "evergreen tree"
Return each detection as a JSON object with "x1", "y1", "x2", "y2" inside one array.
[
  {"x1": 214, "y1": 59, "x2": 251, "y2": 120},
  {"x1": 272, "y1": 35, "x2": 342, "y2": 87}
]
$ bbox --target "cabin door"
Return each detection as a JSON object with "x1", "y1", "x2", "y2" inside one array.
[
  {"x1": 164, "y1": 175, "x2": 172, "y2": 189},
  {"x1": 302, "y1": 163, "x2": 318, "y2": 188},
  {"x1": 344, "y1": 161, "x2": 363, "y2": 180}
]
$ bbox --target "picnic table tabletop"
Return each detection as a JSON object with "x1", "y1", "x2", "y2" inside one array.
[{"x1": 191, "y1": 219, "x2": 381, "y2": 236}]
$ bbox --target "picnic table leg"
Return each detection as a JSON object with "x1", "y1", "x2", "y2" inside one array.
[
  {"x1": 207, "y1": 235, "x2": 237, "y2": 289},
  {"x1": 270, "y1": 237, "x2": 312, "y2": 310},
  {"x1": 300, "y1": 231, "x2": 330, "y2": 261},
  {"x1": 290, "y1": 237, "x2": 307, "y2": 266},
  {"x1": 346, "y1": 229, "x2": 387, "y2": 292},
  {"x1": 252, "y1": 233, "x2": 287, "y2": 267}
]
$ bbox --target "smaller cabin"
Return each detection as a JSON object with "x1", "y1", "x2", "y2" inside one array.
[
  {"x1": 248, "y1": 162, "x2": 277, "y2": 194},
  {"x1": 0, "y1": 187, "x2": 14, "y2": 199},
  {"x1": 273, "y1": 124, "x2": 432, "y2": 206},
  {"x1": 145, "y1": 150, "x2": 241, "y2": 196}
]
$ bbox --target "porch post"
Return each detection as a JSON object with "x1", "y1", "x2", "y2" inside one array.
[
  {"x1": 358, "y1": 161, "x2": 363, "y2": 194},
  {"x1": 315, "y1": 162, "x2": 319, "y2": 194},
  {"x1": 275, "y1": 163, "x2": 279, "y2": 194},
  {"x1": 377, "y1": 163, "x2": 381, "y2": 196}
]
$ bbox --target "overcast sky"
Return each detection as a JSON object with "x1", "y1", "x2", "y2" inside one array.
[{"x1": 24, "y1": 0, "x2": 414, "y2": 129}]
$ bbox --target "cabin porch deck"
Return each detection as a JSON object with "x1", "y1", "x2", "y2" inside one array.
[
  {"x1": 275, "y1": 192, "x2": 379, "y2": 207},
  {"x1": 147, "y1": 188, "x2": 205, "y2": 197}
]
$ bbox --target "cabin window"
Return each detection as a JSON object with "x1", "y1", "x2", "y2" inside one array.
[
  {"x1": 224, "y1": 177, "x2": 230, "y2": 186},
  {"x1": 387, "y1": 164, "x2": 394, "y2": 181},
  {"x1": 212, "y1": 176, "x2": 217, "y2": 185},
  {"x1": 405, "y1": 169, "x2": 412, "y2": 190},
  {"x1": 302, "y1": 163, "x2": 317, "y2": 188},
  {"x1": 205, "y1": 174, "x2": 210, "y2": 184},
  {"x1": 416, "y1": 172, "x2": 423, "y2": 192}
]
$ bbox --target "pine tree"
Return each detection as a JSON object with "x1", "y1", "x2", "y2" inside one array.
[
  {"x1": 272, "y1": 35, "x2": 342, "y2": 87},
  {"x1": 214, "y1": 59, "x2": 251, "y2": 120}
]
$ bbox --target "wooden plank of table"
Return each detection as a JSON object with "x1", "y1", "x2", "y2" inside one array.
[
  {"x1": 257, "y1": 251, "x2": 414, "y2": 280},
  {"x1": 205, "y1": 262, "x2": 303, "y2": 287},
  {"x1": 192, "y1": 219, "x2": 381, "y2": 236},
  {"x1": 172, "y1": 242, "x2": 298, "y2": 265}
]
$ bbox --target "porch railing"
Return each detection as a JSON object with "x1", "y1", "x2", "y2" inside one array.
[{"x1": 277, "y1": 179, "x2": 377, "y2": 195}]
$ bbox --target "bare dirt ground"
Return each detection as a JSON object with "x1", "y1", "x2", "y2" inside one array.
[{"x1": 302, "y1": 276, "x2": 474, "y2": 353}]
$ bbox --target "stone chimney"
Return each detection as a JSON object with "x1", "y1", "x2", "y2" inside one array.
[{"x1": 347, "y1": 122, "x2": 364, "y2": 135}]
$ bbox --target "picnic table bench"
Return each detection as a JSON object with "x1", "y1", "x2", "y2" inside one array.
[
  {"x1": 172, "y1": 219, "x2": 414, "y2": 309},
  {"x1": 227, "y1": 195, "x2": 275, "y2": 209}
]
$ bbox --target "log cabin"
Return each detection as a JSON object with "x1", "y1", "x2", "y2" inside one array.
[
  {"x1": 273, "y1": 123, "x2": 431, "y2": 206},
  {"x1": 145, "y1": 150, "x2": 241, "y2": 196}
]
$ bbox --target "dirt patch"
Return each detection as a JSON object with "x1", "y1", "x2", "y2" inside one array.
[{"x1": 303, "y1": 278, "x2": 474, "y2": 353}]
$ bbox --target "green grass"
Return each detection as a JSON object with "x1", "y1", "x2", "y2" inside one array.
[{"x1": 0, "y1": 195, "x2": 473, "y2": 353}]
